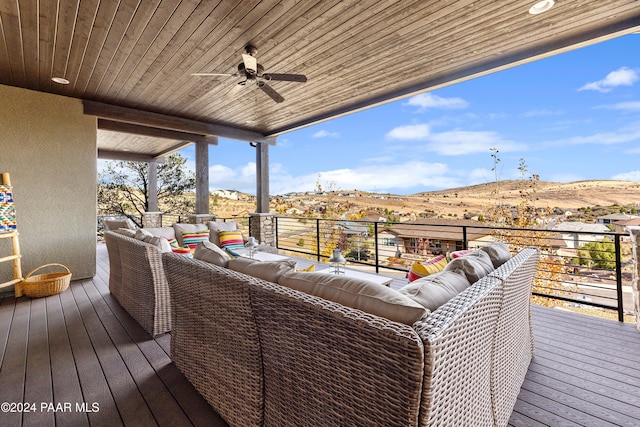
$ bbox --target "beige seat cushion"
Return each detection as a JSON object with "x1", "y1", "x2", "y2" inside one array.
[
  {"x1": 443, "y1": 249, "x2": 494, "y2": 284},
  {"x1": 228, "y1": 256, "x2": 297, "y2": 283},
  {"x1": 279, "y1": 271, "x2": 428, "y2": 325},
  {"x1": 399, "y1": 270, "x2": 471, "y2": 312},
  {"x1": 194, "y1": 241, "x2": 231, "y2": 267},
  {"x1": 172, "y1": 223, "x2": 208, "y2": 247},
  {"x1": 207, "y1": 221, "x2": 239, "y2": 246},
  {"x1": 479, "y1": 242, "x2": 512, "y2": 268}
]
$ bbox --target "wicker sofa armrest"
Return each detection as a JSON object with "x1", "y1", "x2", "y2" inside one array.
[
  {"x1": 106, "y1": 231, "x2": 171, "y2": 336},
  {"x1": 163, "y1": 253, "x2": 264, "y2": 427},
  {"x1": 250, "y1": 280, "x2": 425, "y2": 427},
  {"x1": 487, "y1": 247, "x2": 540, "y2": 426},
  {"x1": 413, "y1": 276, "x2": 504, "y2": 427}
]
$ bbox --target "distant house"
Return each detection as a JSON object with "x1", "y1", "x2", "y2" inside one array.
[
  {"x1": 596, "y1": 213, "x2": 639, "y2": 225},
  {"x1": 377, "y1": 219, "x2": 489, "y2": 258},
  {"x1": 614, "y1": 218, "x2": 640, "y2": 234},
  {"x1": 550, "y1": 222, "x2": 610, "y2": 250}
]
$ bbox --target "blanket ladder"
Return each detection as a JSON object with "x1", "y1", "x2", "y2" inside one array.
[{"x1": 0, "y1": 173, "x2": 23, "y2": 296}]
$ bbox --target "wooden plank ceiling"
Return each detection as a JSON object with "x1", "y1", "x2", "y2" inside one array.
[{"x1": 1, "y1": 0, "x2": 639, "y2": 158}]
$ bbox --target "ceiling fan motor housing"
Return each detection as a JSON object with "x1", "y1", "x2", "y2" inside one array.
[{"x1": 238, "y1": 62, "x2": 264, "y2": 78}]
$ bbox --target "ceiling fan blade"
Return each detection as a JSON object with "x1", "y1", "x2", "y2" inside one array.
[
  {"x1": 224, "y1": 81, "x2": 247, "y2": 100},
  {"x1": 191, "y1": 72, "x2": 236, "y2": 77},
  {"x1": 259, "y1": 82, "x2": 284, "y2": 103},
  {"x1": 242, "y1": 54, "x2": 258, "y2": 74},
  {"x1": 263, "y1": 73, "x2": 307, "y2": 83}
]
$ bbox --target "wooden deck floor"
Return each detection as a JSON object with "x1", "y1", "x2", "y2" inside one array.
[{"x1": 0, "y1": 243, "x2": 638, "y2": 426}]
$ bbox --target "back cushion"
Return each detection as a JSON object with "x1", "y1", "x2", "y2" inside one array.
[
  {"x1": 279, "y1": 271, "x2": 428, "y2": 325},
  {"x1": 399, "y1": 270, "x2": 471, "y2": 312},
  {"x1": 479, "y1": 242, "x2": 512, "y2": 268},
  {"x1": 228, "y1": 257, "x2": 297, "y2": 283},
  {"x1": 194, "y1": 241, "x2": 231, "y2": 267},
  {"x1": 443, "y1": 249, "x2": 494, "y2": 284}
]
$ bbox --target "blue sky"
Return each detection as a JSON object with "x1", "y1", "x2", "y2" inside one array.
[{"x1": 178, "y1": 33, "x2": 640, "y2": 196}]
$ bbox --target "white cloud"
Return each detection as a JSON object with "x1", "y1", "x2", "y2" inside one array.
[
  {"x1": 552, "y1": 129, "x2": 640, "y2": 145},
  {"x1": 612, "y1": 170, "x2": 640, "y2": 181},
  {"x1": 578, "y1": 67, "x2": 639, "y2": 92},
  {"x1": 312, "y1": 130, "x2": 340, "y2": 138},
  {"x1": 386, "y1": 124, "x2": 430, "y2": 140},
  {"x1": 268, "y1": 161, "x2": 466, "y2": 194},
  {"x1": 595, "y1": 101, "x2": 640, "y2": 112},
  {"x1": 424, "y1": 130, "x2": 526, "y2": 155},
  {"x1": 405, "y1": 93, "x2": 468, "y2": 111},
  {"x1": 521, "y1": 109, "x2": 563, "y2": 118}
]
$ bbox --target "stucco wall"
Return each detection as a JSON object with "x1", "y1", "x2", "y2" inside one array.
[{"x1": 0, "y1": 84, "x2": 97, "y2": 285}]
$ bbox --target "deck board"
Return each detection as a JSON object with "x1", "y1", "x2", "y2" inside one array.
[{"x1": 0, "y1": 242, "x2": 639, "y2": 426}]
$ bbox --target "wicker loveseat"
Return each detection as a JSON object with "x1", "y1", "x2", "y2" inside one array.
[{"x1": 163, "y1": 246, "x2": 539, "y2": 427}]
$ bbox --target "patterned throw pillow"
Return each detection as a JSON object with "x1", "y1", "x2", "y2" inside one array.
[
  {"x1": 218, "y1": 230, "x2": 245, "y2": 251},
  {"x1": 181, "y1": 230, "x2": 210, "y2": 253},
  {"x1": 165, "y1": 237, "x2": 180, "y2": 249},
  {"x1": 172, "y1": 247, "x2": 193, "y2": 257},
  {"x1": 408, "y1": 255, "x2": 448, "y2": 282}
]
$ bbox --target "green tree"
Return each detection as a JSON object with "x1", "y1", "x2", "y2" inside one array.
[
  {"x1": 98, "y1": 154, "x2": 196, "y2": 226},
  {"x1": 576, "y1": 238, "x2": 616, "y2": 269}
]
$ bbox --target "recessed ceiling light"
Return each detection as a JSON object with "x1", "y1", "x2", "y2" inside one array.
[
  {"x1": 529, "y1": 0, "x2": 555, "y2": 15},
  {"x1": 51, "y1": 77, "x2": 70, "y2": 84}
]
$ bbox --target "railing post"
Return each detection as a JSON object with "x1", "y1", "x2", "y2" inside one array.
[
  {"x1": 627, "y1": 226, "x2": 640, "y2": 330},
  {"x1": 374, "y1": 222, "x2": 379, "y2": 274},
  {"x1": 274, "y1": 216, "x2": 279, "y2": 249},
  {"x1": 462, "y1": 226, "x2": 468, "y2": 249},
  {"x1": 614, "y1": 234, "x2": 624, "y2": 322},
  {"x1": 316, "y1": 219, "x2": 321, "y2": 262}
]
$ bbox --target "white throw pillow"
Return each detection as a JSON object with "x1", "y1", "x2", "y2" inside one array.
[
  {"x1": 399, "y1": 270, "x2": 471, "y2": 312},
  {"x1": 194, "y1": 241, "x2": 231, "y2": 267},
  {"x1": 228, "y1": 256, "x2": 297, "y2": 283},
  {"x1": 278, "y1": 271, "x2": 428, "y2": 325},
  {"x1": 479, "y1": 242, "x2": 512, "y2": 268},
  {"x1": 207, "y1": 221, "x2": 239, "y2": 246},
  {"x1": 443, "y1": 249, "x2": 494, "y2": 284}
]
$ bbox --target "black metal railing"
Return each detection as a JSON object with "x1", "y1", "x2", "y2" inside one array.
[{"x1": 273, "y1": 216, "x2": 631, "y2": 322}]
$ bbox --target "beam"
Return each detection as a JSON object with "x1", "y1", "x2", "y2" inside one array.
[
  {"x1": 84, "y1": 100, "x2": 268, "y2": 143},
  {"x1": 97, "y1": 149, "x2": 167, "y2": 162},
  {"x1": 97, "y1": 119, "x2": 218, "y2": 144}
]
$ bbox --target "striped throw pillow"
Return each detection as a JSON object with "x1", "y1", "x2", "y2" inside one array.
[
  {"x1": 172, "y1": 247, "x2": 193, "y2": 258},
  {"x1": 218, "y1": 230, "x2": 245, "y2": 251},
  {"x1": 181, "y1": 230, "x2": 210, "y2": 253},
  {"x1": 408, "y1": 255, "x2": 448, "y2": 282}
]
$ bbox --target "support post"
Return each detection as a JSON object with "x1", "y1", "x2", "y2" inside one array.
[
  {"x1": 196, "y1": 139, "x2": 212, "y2": 214},
  {"x1": 627, "y1": 226, "x2": 640, "y2": 331},
  {"x1": 148, "y1": 160, "x2": 159, "y2": 212},
  {"x1": 255, "y1": 140, "x2": 271, "y2": 213}
]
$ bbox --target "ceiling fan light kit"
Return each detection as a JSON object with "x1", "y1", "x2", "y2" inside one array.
[{"x1": 192, "y1": 45, "x2": 307, "y2": 103}]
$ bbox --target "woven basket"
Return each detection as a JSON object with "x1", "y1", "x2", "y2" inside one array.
[{"x1": 21, "y1": 263, "x2": 71, "y2": 298}]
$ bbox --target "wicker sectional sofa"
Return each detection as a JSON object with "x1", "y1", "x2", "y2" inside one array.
[{"x1": 162, "y1": 245, "x2": 540, "y2": 427}]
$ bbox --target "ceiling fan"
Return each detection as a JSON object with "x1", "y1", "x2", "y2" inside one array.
[{"x1": 191, "y1": 45, "x2": 307, "y2": 103}]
